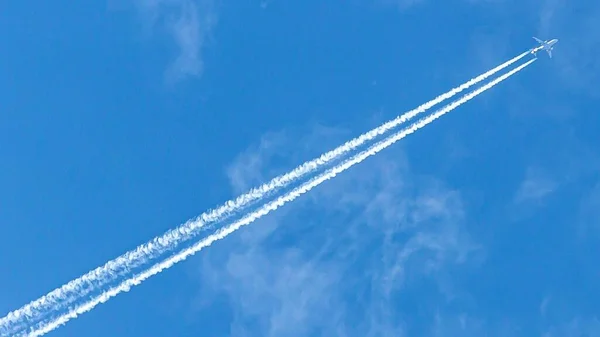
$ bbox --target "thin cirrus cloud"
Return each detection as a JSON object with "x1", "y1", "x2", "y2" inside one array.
[
  {"x1": 513, "y1": 167, "x2": 557, "y2": 204},
  {"x1": 131, "y1": 0, "x2": 217, "y2": 81},
  {"x1": 191, "y1": 125, "x2": 482, "y2": 337}
]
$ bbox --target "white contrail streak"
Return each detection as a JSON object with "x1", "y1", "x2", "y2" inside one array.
[
  {"x1": 18, "y1": 58, "x2": 536, "y2": 337},
  {"x1": 0, "y1": 51, "x2": 529, "y2": 334}
]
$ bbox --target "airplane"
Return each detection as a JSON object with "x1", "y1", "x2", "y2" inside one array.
[{"x1": 531, "y1": 37, "x2": 558, "y2": 58}]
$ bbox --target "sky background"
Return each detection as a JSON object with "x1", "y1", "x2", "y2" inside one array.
[{"x1": 1, "y1": 0, "x2": 600, "y2": 336}]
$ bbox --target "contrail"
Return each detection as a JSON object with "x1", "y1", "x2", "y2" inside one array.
[
  {"x1": 0, "y1": 50, "x2": 529, "y2": 334},
  {"x1": 17, "y1": 58, "x2": 536, "y2": 337}
]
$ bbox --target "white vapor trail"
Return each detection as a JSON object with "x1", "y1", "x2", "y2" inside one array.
[
  {"x1": 0, "y1": 50, "x2": 529, "y2": 335},
  {"x1": 18, "y1": 58, "x2": 536, "y2": 337}
]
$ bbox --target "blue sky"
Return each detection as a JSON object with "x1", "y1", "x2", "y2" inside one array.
[{"x1": 1, "y1": 0, "x2": 599, "y2": 336}]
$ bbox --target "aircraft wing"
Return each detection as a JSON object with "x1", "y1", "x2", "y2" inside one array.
[
  {"x1": 533, "y1": 36, "x2": 544, "y2": 44},
  {"x1": 547, "y1": 49, "x2": 552, "y2": 58}
]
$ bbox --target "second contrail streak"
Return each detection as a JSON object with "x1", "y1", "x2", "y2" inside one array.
[{"x1": 19, "y1": 58, "x2": 536, "y2": 337}]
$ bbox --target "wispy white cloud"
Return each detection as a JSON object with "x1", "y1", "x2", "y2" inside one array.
[
  {"x1": 191, "y1": 124, "x2": 482, "y2": 336},
  {"x1": 536, "y1": 296, "x2": 600, "y2": 337},
  {"x1": 225, "y1": 130, "x2": 294, "y2": 196},
  {"x1": 132, "y1": 0, "x2": 217, "y2": 82},
  {"x1": 514, "y1": 167, "x2": 557, "y2": 204},
  {"x1": 506, "y1": 129, "x2": 600, "y2": 222}
]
